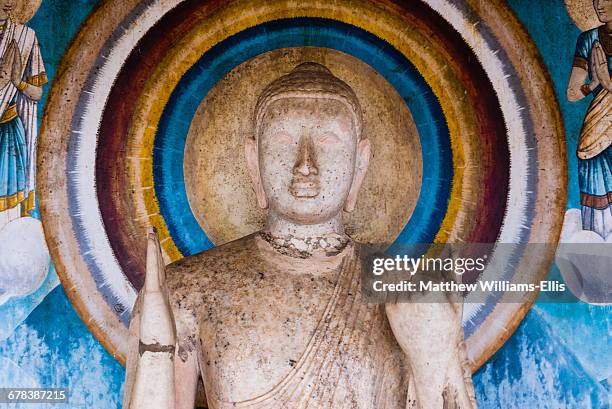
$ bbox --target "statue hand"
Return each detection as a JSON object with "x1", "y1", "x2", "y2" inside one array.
[
  {"x1": 140, "y1": 228, "x2": 176, "y2": 348},
  {"x1": 386, "y1": 297, "x2": 464, "y2": 366},
  {"x1": 9, "y1": 41, "x2": 23, "y2": 88},
  {"x1": 128, "y1": 229, "x2": 177, "y2": 409},
  {"x1": 592, "y1": 42, "x2": 612, "y2": 92},
  {"x1": 386, "y1": 297, "x2": 475, "y2": 408},
  {"x1": 0, "y1": 43, "x2": 15, "y2": 89}
]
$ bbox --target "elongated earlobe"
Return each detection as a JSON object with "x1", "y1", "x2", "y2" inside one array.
[
  {"x1": 245, "y1": 138, "x2": 268, "y2": 209},
  {"x1": 344, "y1": 138, "x2": 371, "y2": 212}
]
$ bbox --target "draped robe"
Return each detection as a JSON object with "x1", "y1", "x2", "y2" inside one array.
[
  {"x1": 125, "y1": 234, "x2": 413, "y2": 409},
  {"x1": 0, "y1": 18, "x2": 46, "y2": 214},
  {"x1": 573, "y1": 25, "x2": 612, "y2": 239}
]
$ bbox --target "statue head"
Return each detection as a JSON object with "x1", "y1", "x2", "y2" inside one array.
[
  {"x1": 594, "y1": 0, "x2": 612, "y2": 23},
  {"x1": 245, "y1": 62, "x2": 371, "y2": 226},
  {"x1": 0, "y1": 0, "x2": 17, "y2": 20}
]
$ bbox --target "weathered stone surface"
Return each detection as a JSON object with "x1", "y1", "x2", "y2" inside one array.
[
  {"x1": 184, "y1": 47, "x2": 422, "y2": 245},
  {"x1": 125, "y1": 62, "x2": 474, "y2": 409}
]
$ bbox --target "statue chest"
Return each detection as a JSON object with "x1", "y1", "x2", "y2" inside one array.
[{"x1": 195, "y1": 270, "x2": 409, "y2": 408}]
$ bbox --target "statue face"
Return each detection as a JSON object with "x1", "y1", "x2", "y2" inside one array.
[
  {"x1": 0, "y1": 0, "x2": 16, "y2": 19},
  {"x1": 251, "y1": 97, "x2": 364, "y2": 224},
  {"x1": 595, "y1": 0, "x2": 612, "y2": 23}
]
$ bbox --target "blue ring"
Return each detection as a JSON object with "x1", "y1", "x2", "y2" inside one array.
[{"x1": 154, "y1": 18, "x2": 452, "y2": 256}]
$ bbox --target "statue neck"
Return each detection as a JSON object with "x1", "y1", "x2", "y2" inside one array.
[
  {"x1": 264, "y1": 211, "x2": 345, "y2": 240},
  {"x1": 257, "y1": 211, "x2": 353, "y2": 266}
]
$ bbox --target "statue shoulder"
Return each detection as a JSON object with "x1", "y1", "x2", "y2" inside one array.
[{"x1": 164, "y1": 233, "x2": 261, "y2": 304}]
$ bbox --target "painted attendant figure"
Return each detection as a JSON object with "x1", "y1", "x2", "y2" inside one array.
[
  {"x1": 0, "y1": 0, "x2": 46, "y2": 230},
  {"x1": 124, "y1": 63, "x2": 476, "y2": 409},
  {"x1": 567, "y1": 0, "x2": 612, "y2": 240}
]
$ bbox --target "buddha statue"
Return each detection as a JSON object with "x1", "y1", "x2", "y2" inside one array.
[{"x1": 123, "y1": 62, "x2": 476, "y2": 409}]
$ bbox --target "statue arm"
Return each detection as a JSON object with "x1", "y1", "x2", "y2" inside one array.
[
  {"x1": 386, "y1": 301, "x2": 476, "y2": 409},
  {"x1": 173, "y1": 306, "x2": 201, "y2": 409},
  {"x1": 592, "y1": 42, "x2": 612, "y2": 93},
  {"x1": 18, "y1": 82, "x2": 43, "y2": 101},
  {"x1": 567, "y1": 66, "x2": 592, "y2": 102},
  {"x1": 173, "y1": 352, "x2": 200, "y2": 409},
  {"x1": 567, "y1": 41, "x2": 612, "y2": 101}
]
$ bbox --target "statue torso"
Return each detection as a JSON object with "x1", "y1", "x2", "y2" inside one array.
[{"x1": 166, "y1": 233, "x2": 409, "y2": 409}]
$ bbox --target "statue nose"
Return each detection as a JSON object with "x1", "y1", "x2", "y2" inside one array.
[{"x1": 293, "y1": 133, "x2": 319, "y2": 176}]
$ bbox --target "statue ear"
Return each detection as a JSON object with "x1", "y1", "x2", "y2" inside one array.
[
  {"x1": 344, "y1": 138, "x2": 371, "y2": 213},
  {"x1": 245, "y1": 137, "x2": 268, "y2": 209}
]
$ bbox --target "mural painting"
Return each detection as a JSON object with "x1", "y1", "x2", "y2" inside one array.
[{"x1": 0, "y1": 0, "x2": 609, "y2": 408}]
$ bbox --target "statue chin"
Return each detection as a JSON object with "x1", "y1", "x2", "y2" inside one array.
[
  {"x1": 268, "y1": 203, "x2": 345, "y2": 227},
  {"x1": 266, "y1": 194, "x2": 348, "y2": 227}
]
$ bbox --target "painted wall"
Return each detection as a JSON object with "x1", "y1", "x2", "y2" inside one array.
[{"x1": 0, "y1": 1, "x2": 609, "y2": 408}]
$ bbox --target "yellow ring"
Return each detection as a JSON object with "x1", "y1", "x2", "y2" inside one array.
[{"x1": 126, "y1": 0, "x2": 485, "y2": 261}]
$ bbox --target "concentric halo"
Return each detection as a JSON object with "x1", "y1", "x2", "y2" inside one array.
[
  {"x1": 183, "y1": 47, "x2": 422, "y2": 246},
  {"x1": 38, "y1": 0, "x2": 566, "y2": 372},
  {"x1": 565, "y1": 0, "x2": 602, "y2": 31},
  {"x1": 13, "y1": 0, "x2": 42, "y2": 24}
]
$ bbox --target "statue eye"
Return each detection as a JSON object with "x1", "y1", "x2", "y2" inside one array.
[{"x1": 317, "y1": 133, "x2": 341, "y2": 145}]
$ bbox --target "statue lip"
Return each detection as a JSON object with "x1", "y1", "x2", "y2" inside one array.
[{"x1": 289, "y1": 179, "x2": 320, "y2": 197}]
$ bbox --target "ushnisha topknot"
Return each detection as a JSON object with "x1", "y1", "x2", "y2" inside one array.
[{"x1": 254, "y1": 62, "x2": 363, "y2": 139}]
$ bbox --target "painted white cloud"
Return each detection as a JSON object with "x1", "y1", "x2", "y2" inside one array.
[
  {"x1": 556, "y1": 209, "x2": 612, "y2": 305},
  {"x1": 0, "y1": 217, "x2": 50, "y2": 305}
]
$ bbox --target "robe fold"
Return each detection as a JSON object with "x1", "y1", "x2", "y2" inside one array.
[
  {"x1": 0, "y1": 18, "x2": 46, "y2": 214},
  {"x1": 573, "y1": 25, "x2": 612, "y2": 239},
  {"x1": 208, "y1": 246, "x2": 410, "y2": 409}
]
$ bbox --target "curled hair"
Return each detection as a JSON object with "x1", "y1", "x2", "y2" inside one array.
[{"x1": 253, "y1": 62, "x2": 363, "y2": 139}]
